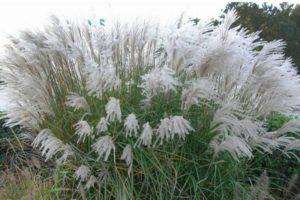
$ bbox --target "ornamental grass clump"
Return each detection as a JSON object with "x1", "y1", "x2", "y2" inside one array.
[{"x1": 1, "y1": 11, "x2": 300, "y2": 199}]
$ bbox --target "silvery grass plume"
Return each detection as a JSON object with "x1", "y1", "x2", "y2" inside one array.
[
  {"x1": 181, "y1": 78, "x2": 217, "y2": 110},
  {"x1": 75, "y1": 165, "x2": 91, "y2": 182},
  {"x1": 169, "y1": 116, "x2": 194, "y2": 139},
  {"x1": 74, "y1": 120, "x2": 93, "y2": 143},
  {"x1": 92, "y1": 135, "x2": 116, "y2": 161},
  {"x1": 155, "y1": 115, "x2": 194, "y2": 144},
  {"x1": 85, "y1": 175, "x2": 97, "y2": 190},
  {"x1": 32, "y1": 129, "x2": 74, "y2": 162},
  {"x1": 124, "y1": 113, "x2": 139, "y2": 137},
  {"x1": 66, "y1": 93, "x2": 90, "y2": 112},
  {"x1": 136, "y1": 122, "x2": 153, "y2": 147},
  {"x1": 157, "y1": 117, "x2": 172, "y2": 144},
  {"x1": 96, "y1": 117, "x2": 109, "y2": 134},
  {"x1": 120, "y1": 144, "x2": 133, "y2": 175},
  {"x1": 139, "y1": 66, "x2": 180, "y2": 104},
  {"x1": 1, "y1": 9, "x2": 300, "y2": 198},
  {"x1": 105, "y1": 97, "x2": 122, "y2": 122}
]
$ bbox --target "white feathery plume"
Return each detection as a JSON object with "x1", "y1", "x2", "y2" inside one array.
[
  {"x1": 159, "y1": 67, "x2": 180, "y2": 91},
  {"x1": 136, "y1": 122, "x2": 153, "y2": 147},
  {"x1": 74, "y1": 120, "x2": 93, "y2": 143},
  {"x1": 139, "y1": 66, "x2": 180, "y2": 101},
  {"x1": 284, "y1": 139, "x2": 300, "y2": 159},
  {"x1": 32, "y1": 129, "x2": 53, "y2": 148},
  {"x1": 56, "y1": 144, "x2": 74, "y2": 165},
  {"x1": 169, "y1": 116, "x2": 194, "y2": 139},
  {"x1": 210, "y1": 102, "x2": 268, "y2": 157},
  {"x1": 1, "y1": 105, "x2": 41, "y2": 130},
  {"x1": 182, "y1": 79, "x2": 217, "y2": 110},
  {"x1": 164, "y1": 21, "x2": 195, "y2": 74},
  {"x1": 124, "y1": 113, "x2": 139, "y2": 137},
  {"x1": 105, "y1": 97, "x2": 122, "y2": 122},
  {"x1": 40, "y1": 136, "x2": 65, "y2": 161},
  {"x1": 157, "y1": 117, "x2": 171, "y2": 144},
  {"x1": 239, "y1": 40, "x2": 300, "y2": 117},
  {"x1": 251, "y1": 135, "x2": 294, "y2": 154},
  {"x1": 210, "y1": 135, "x2": 253, "y2": 161},
  {"x1": 32, "y1": 129, "x2": 67, "y2": 161},
  {"x1": 96, "y1": 117, "x2": 109, "y2": 134},
  {"x1": 157, "y1": 116, "x2": 194, "y2": 143},
  {"x1": 210, "y1": 102, "x2": 243, "y2": 136},
  {"x1": 92, "y1": 135, "x2": 115, "y2": 161},
  {"x1": 85, "y1": 175, "x2": 98, "y2": 190},
  {"x1": 285, "y1": 139, "x2": 300, "y2": 151},
  {"x1": 238, "y1": 119, "x2": 265, "y2": 140},
  {"x1": 84, "y1": 61, "x2": 121, "y2": 99},
  {"x1": 0, "y1": 69, "x2": 53, "y2": 130},
  {"x1": 87, "y1": 17, "x2": 113, "y2": 54},
  {"x1": 120, "y1": 144, "x2": 133, "y2": 175},
  {"x1": 75, "y1": 165, "x2": 91, "y2": 182},
  {"x1": 65, "y1": 93, "x2": 90, "y2": 111},
  {"x1": 274, "y1": 119, "x2": 300, "y2": 138},
  {"x1": 250, "y1": 136, "x2": 276, "y2": 154}
]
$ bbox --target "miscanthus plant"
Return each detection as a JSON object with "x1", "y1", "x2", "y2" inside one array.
[{"x1": 1, "y1": 11, "x2": 300, "y2": 199}]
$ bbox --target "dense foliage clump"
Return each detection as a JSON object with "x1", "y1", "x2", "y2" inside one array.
[{"x1": 1, "y1": 10, "x2": 300, "y2": 199}]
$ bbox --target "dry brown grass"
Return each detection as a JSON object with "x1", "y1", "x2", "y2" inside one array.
[{"x1": 0, "y1": 167, "x2": 54, "y2": 200}]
